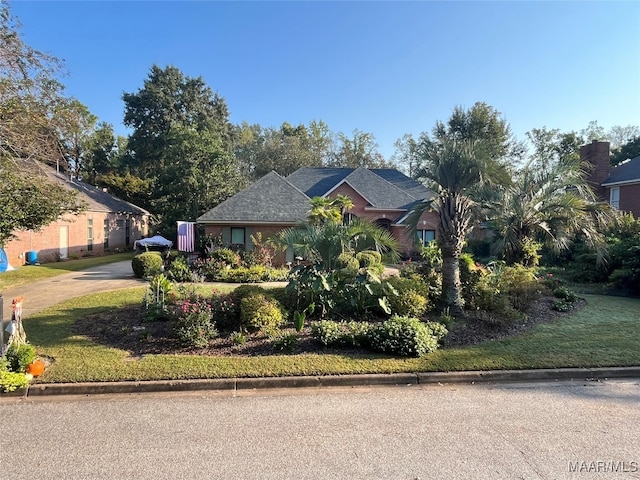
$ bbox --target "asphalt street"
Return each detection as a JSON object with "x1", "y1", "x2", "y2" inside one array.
[{"x1": 1, "y1": 379, "x2": 639, "y2": 479}]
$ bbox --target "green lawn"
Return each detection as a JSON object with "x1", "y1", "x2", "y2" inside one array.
[
  {"x1": 24, "y1": 290, "x2": 640, "y2": 384},
  {"x1": 0, "y1": 252, "x2": 135, "y2": 290}
]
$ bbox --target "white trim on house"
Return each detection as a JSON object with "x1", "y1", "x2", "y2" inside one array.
[
  {"x1": 322, "y1": 179, "x2": 377, "y2": 206},
  {"x1": 601, "y1": 179, "x2": 640, "y2": 187}
]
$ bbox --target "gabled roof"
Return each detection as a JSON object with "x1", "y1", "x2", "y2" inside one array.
[
  {"x1": 197, "y1": 167, "x2": 434, "y2": 225},
  {"x1": 602, "y1": 156, "x2": 640, "y2": 186},
  {"x1": 197, "y1": 171, "x2": 310, "y2": 224},
  {"x1": 37, "y1": 163, "x2": 149, "y2": 215},
  {"x1": 323, "y1": 167, "x2": 418, "y2": 209},
  {"x1": 286, "y1": 167, "x2": 433, "y2": 207}
]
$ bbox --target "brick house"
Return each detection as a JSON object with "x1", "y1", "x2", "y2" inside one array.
[
  {"x1": 581, "y1": 140, "x2": 640, "y2": 217},
  {"x1": 197, "y1": 167, "x2": 438, "y2": 264},
  {"x1": 3, "y1": 166, "x2": 150, "y2": 267}
]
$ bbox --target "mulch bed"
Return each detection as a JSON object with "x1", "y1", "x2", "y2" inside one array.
[{"x1": 72, "y1": 296, "x2": 586, "y2": 357}]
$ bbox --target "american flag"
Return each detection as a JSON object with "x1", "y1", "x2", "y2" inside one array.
[{"x1": 177, "y1": 221, "x2": 196, "y2": 252}]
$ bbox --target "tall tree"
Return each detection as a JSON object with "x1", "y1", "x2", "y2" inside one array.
[
  {"x1": 410, "y1": 102, "x2": 514, "y2": 315},
  {"x1": 122, "y1": 65, "x2": 243, "y2": 233},
  {"x1": 234, "y1": 120, "x2": 333, "y2": 179},
  {"x1": 0, "y1": 1, "x2": 82, "y2": 245},
  {"x1": 610, "y1": 136, "x2": 640, "y2": 166},
  {"x1": 328, "y1": 129, "x2": 395, "y2": 169},
  {"x1": 55, "y1": 98, "x2": 97, "y2": 178}
]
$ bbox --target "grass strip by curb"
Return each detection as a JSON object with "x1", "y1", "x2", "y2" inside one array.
[{"x1": 24, "y1": 290, "x2": 640, "y2": 384}]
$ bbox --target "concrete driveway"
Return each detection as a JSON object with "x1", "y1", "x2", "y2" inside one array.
[{"x1": 0, "y1": 261, "x2": 145, "y2": 322}]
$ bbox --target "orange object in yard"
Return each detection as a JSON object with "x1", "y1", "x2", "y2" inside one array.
[{"x1": 26, "y1": 360, "x2": 45, "y2": 377}]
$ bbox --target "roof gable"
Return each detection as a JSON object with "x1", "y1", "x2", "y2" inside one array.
[
  {"x1": 286, "y1": 167, "x2": 433, "y2": 209},
  {"x1": 197, "y1": 171, "x2": 310, "y2": 223},
  {"x1": 602, "y1": 156, "x2": 640, "y2": 185},
  {"x1": 326, "y1": 167, "x2": 418, "y2": 209}
]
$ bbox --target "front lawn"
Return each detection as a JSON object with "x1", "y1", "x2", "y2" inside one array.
[{"x1": 23, "y1": 289, "x2": 640, "y2": 384}]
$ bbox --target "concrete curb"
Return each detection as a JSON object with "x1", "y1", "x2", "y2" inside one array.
[{"x1": 7, "y1": 366, "x2": 639, "y2": 399}]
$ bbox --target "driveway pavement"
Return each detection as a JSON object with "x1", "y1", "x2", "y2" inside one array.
[{"x1": 0, "y1": 261, "x2": 145, "y2": 322}]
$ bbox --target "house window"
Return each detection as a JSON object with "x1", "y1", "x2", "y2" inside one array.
[
  {"x1": 417, "y1": 229, "x2": 435, "y2": 246},
  {"x1": 87, "y1": 219, "x2": 94, "y2": 251},
  {"x1": 610, "y1": 187, "x2": 620, "y2": 210},
  {"x1": 103, "y1": 218, "x2": 109, "y2": 249},
  {"x1": 231, "y1": 227, "x2": 245, "y2": 245}
]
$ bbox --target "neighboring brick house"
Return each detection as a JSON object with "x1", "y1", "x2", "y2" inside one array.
[
  {"x1": 197, "y1": 167, "x2": 438, "y2": 264},
  {"x1": 3, "y1": 166, "x2": 150, "y2": 267},
  {"x1": 581, "y1": 140, "x2": 640, "y2": 218}
]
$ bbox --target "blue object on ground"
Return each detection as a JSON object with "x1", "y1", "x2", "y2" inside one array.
[{"x1": 26, "y1": 250, "x2": 38, "y2": 265}]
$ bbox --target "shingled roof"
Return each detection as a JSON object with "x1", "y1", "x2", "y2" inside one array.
[
  {"x1": 602, "y1": 156, "x2": 640, "y2": 185},
  {"x1": 37, "y1": 163, "x2": 149, "y2": 215},
  {"x1": 197, "y1": 171, "x2": 310, "y2": 224},
  {"x1": 198, "y1": 167, "x2": 433, "y2": 225}
]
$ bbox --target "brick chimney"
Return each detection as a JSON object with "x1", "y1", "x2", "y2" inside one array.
[{"x1": 579, "y1": 140, "x2": 610, "y2": 202}]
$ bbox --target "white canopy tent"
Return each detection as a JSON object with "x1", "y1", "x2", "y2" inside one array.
[{"x1": 134, "y1": 235, "x2": 173, "y2": 252}]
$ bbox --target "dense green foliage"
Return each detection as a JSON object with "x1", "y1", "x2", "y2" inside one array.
[{"x1": 132, "y1": 252, "x2": 164, "y2": 278}]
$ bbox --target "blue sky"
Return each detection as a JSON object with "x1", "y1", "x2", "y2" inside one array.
[{"x1": 11, "y1": 0, "x2": 640, "y2": 159}]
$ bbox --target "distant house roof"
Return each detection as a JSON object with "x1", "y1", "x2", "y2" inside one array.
[
  {"x1": 36, "y1": 163, "x2": 150, "y2": 215},
  {"x1": 197, "y1": 167, "x2": 433, "y2": 225},
  {"x1": 602, "y1": 156, "x2": 640, "y2": 186},
  {"x1": 197, "y1": 171, "x2": 310, "y2": 224}
]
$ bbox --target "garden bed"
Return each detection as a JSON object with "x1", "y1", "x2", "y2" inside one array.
[{"x1": 73, "y1": 295, "x2": 585, "y2": 358}]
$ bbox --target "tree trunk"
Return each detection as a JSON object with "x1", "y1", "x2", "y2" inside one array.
[{"x1": 441, "y1": 254, "x2": 464, "y2": 316}]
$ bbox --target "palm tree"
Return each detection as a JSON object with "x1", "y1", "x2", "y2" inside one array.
[
  {"x1": 412, "y1": 138, "x2": 508, "y2": 316},
  {"x1": 491, "y1": 155, "x2": 612, "y2": 267},
  {"x1": 307, "y1": 195, "x2": 355, "y2": 226},
  {"x1": 278, "y1": 218, "x2": 399, "y2": 272}
]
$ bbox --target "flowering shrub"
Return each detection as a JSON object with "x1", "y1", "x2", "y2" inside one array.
[
  {"x1": 210, "y1": 290, "x2": 241, "y2": 332},
  {"x1": 171, "y1": 297, "x2": 218, "y2": 348}
]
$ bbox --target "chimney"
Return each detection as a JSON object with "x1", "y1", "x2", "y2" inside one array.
[{"x1": 579, "y1": 140, "x2": 610, "y2": 202}]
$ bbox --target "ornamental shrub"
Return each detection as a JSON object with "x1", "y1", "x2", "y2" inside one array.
[
  {"x1": 210, "y1": 292, "x2": 241, "y2": 332},
  {"x1": 311, "y1": 320, "x2": 373, "y2": 348},
  {"x1": 132, "y1": 252, "x2": 164, "y2": 278},
  {"x1": 0, "y1": 358, "x2": 29, "y2": 392},
  {"x1": 240, "y1": 293, "x2": 285, "y2": 335},
  {"x1": 208, "y1": 248, "x2": 241, "y2": 268},
  {"x1": 172, "y1": 298, "x2": 218, "y2": 348},
  {"x1": 5, "y1": 343, "x2": 36, "y2": 373},
  {"x1": 166, "y1": 255, "x2": 194, "y2": 283},
  {"x1": 387, "y1": 289, "x2": 428, "y2": 318},
  {"x1": 370, "y1": 315, "x2": 445, "y2": 357}
]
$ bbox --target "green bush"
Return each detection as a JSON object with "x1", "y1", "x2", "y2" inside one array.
[
  {"x1": 172, "y1": 298, "x2": 218, "y2": 348},
  {"x1": 209, "y1": 248, "x2": 241, "y2": 268},
  {"x1": 388, "y1": 289, "x2": 428, "y2": 317},
  {"x1": 336, "y1": 253, "x2": 360, "y2": 275},
  {"x1": 5, "y1": 343, "x2": 36, "y2": 373},
  {"x1": 311, "y1": 320, "x2": 373, "y2": 348},
  {"x1": 240, "y1": 293, "x2": 285, "y2": 335},
  {"x1": 0, "y1": 358, "x2": 29, "y2": 393},
  {"x1": 166, "y1": 255, "x2": 194, "y2": 283},
  {"x1": 553, "y1": 286, "x2": 577, "y2": 303},
  {"x1": 272, "y1": 333, "x2": 298, "y2": 353},
  {"x1": 370, "y1": 315, "x2": 446, "y2": 357},
  {"x1": 132, "y1": 252, "x2": 164, "y2": 278},
  {"x1": 356, "y1": 250, "x2": 382, "y2": 268},
  {"x1": 210, "y1": 292, "x2": 241, "y2": 332},
  {"x1": 232, "y1": 284, "x2": 268, "y2": 300}
]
